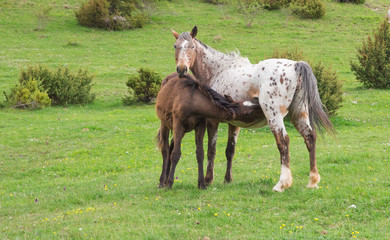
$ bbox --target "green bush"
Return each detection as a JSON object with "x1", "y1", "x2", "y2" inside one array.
[
  {"x1": 270, "y1": 48, "x2": 344, "y2": 116},
  {"x1": 19, "y1": 65, "x2": 96, "y2": 105},
  {"x1": 123, "y1": 68, "x2": 161, "y2": 104},
  {"x1": 75, "y1": 0, "x2": 149, "y2": 30},
  {"x1": 350, "y1": 19, "x2": 390, "y2": 89},
  {"x1": 335, "y1": 0, "x2": 365, "y2": 4},
  {"x1": 289, "y1": 0, "x2": 325, "y2": 19},
  {"x1": 261, "y1": 0, "x2": 291, "y2": 10},
  {"x1": 4, "y1": 77, "x2": 51, "y2": 109}
]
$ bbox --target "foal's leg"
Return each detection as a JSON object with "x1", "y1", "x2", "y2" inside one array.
[
  {"x1": 195, "y1": 120, "x2": 207, "y2": 189},
  {"x1": 205, "y1": 120, "x2": 218, "y2": 185},
  {"x1": 291, "y1": 112, "x2": 320, "y2": 189},
  {"x1": 164, "y1": 138, "x2": 174, "y2": 185},
  {"x1": 166, "y1": 125, "x2": 185, "y2": 189},
  {"x1": 158, "y1": 124, "x2": 170, "y2": 188},
  {"x1": 224, "y1": 124, "x2": 240, "y2": 183}
]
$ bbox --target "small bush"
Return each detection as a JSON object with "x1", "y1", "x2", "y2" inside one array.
[
  {"x1": 75, "y1": 0, "x2": 149, "y2": 30},
  {"x1": 4, "y1": 77, "x2": 51, "y2": 109},
  {"x1": 289, "y1": 0, "x2": 325, "y2": 19},
  {"x1": 335, "y1": 0, "x2": 365, "y2": 4},
  {"x1": 350, "y1": 19, "x2": 390, "y2": 89},
  {"x1": 261, "y1": 0, "x2": 291, "y2": 10},
  {"x1": 270, "y1": 48, "x2": 343, "y2": 116},
  {"x1": 19, "y1": 65, "x2": 96, "y2": 105},
  {"x1": 123, "y1": 68, "x2": 161, "y2": 104}
]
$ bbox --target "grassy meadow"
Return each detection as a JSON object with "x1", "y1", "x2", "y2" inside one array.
[{"x1": 0, "y1": 0, "x2": 389, "y2": 239}]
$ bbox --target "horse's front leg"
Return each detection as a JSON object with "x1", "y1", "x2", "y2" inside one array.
[
  {"x1": 195, "y1": 120, "x2": 207, "y2": 190},
  {"x1": 205, "y1": 120, "x2": 219, "y2": 185},
  {"x1": 224, "y1": 124, "x2": 240, "y2": 184}
]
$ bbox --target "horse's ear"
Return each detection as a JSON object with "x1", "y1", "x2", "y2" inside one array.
[
  {"x1": 172, "y1": 30, "x2": 179, "y2": 39},
  {"x1": 224, "y1": 95, "x2": 234, "y2": 103},
  {"x1": 190, "y1": 26, "x2": 198, "y2": 38}
]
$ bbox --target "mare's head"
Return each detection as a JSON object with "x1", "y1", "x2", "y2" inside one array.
[{"x1": 172, "y1": 26, "x2": 198, "y2": 77}]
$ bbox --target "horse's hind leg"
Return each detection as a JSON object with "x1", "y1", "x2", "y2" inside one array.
[
  {"x1": 205, "y1": 120, "x2": 218, "y2": 185},
  {"x1": 158, "y1": 124, "x2": 170, "y2": 188},
  {"x1": 195, "y1": 120, "x2": 207, "y2": 190},
  {"x1": 291, "y1": 111, "x2": 320, "y2": 189},
  {"x1": 166, "y1": 124, "x2": 185, "y2": 189},
  {"x1": 225, "y1": 124, "x2": 240, "y2": 184}
]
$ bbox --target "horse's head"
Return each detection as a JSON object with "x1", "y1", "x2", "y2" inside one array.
[{"x1": 172, "y1": 26, "x2": 198, "y2": 78}]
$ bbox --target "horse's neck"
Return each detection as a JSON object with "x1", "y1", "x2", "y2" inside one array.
[{"x1": 191, "y1": 42, "x2": 229, "y2": 85}]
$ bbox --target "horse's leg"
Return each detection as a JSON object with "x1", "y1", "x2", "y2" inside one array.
[
  {"x1": 195, "y1": 120, "x2": 207, "y2": 189},
  {"x1": 224, "y1": 124, "x2": 240, "y2": 184},
  {"x1": 270, "y1": 118, "x2": 293, "y2": 192},
  {"x1": 164, "y1": 138, "x2": 174, "y2": 185},
  {"x1": 291, "y1": 111, "x2": 320, "y2": 189},
  {"x1": 166, "y1": 124, "x2": 185, "y2": 189},
  {"x1": 205, "y1": 120, "x2": 218, "y2": 185},
  {"x1": 158, "y1": 124, "x2": 170, "y2": 188}
]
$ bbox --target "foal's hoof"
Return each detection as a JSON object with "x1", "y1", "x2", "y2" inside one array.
[
  {"x1": 198, "y1": 183, "x2": 207, "y2": 190},
  {"x1": 205, "y1": 176, "x2": 214, "y2": 186},
  {"x1": 307, "y1": 183, "x2": 319, "y2": 189},
  {"x1": 224, "y1": 175, "x2": 233, "y2": 184}
]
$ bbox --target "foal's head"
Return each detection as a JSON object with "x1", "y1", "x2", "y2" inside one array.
[{"x1": 172, "y1": 26, "x2": 198, "y2": 77}]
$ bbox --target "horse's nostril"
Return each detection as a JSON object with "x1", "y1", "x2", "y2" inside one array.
[
  {"x1": 184, "y1": 66, "x2": 187, "y2": 72},
  {"x1": 176, "y1": 66, "x2": 179, "y2": 73}
]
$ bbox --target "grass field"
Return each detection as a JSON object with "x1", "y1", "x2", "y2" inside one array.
[{"x1": 1, "y1": 0, "x2": 389, "y2": 239}]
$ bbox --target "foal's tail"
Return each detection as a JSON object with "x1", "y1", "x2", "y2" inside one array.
[
  {"x1": 295, "y1": 61, "x2": 336, "y2": 135},
  {"x1": 156, "y1": 127, "x2": 164, "y2": 150}
]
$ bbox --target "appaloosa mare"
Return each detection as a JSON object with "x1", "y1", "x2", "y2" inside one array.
[
  {"x1": 156, "y1": 73, "x2": 261, "y2": 189},
  {"x1": 171, "y1": 26, "x2": 335, "y2": 192}
]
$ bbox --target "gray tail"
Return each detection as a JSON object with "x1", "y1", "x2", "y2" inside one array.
[{"x1": 295, "y1": 61, "x2": 336, "y2": 136}]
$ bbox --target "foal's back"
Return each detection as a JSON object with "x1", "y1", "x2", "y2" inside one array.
[{"x1": 156, "y1": 74, "x2": 233, "y2": 131}]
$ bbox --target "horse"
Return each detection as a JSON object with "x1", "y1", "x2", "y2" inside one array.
[
  {"x1": 156, "y1": 73, "x2": 262, "y2": 189},
  {"x1": 171, "y1": 26, "x2": 335, "y2": 192}
]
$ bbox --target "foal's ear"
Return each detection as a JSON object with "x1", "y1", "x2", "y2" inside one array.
[
  {"x1": 224, "y1": 95, "x2": 234, "y2": 103},
  {"x1": 190, "y1": 26, "x2": 198, "y2": 38},
  {"x1": 172, "y1": 30, "x2": 179, "y2": 39}
]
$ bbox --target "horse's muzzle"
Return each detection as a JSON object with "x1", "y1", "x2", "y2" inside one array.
[{"x1": 176, "y1": 66, "x2": 188, "y2": 78}]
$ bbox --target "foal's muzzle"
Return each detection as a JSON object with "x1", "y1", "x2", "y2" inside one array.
[{"x1": 176, "y1": 66, "x2": 188, "y2": 78}]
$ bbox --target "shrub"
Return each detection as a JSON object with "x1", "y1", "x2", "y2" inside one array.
[
  {"x1": 289, "y1": 0, "x2": 325, "y2": 19},
  {"x1": 335, "y1": 0, "x2": 365, "y2": 4},
  {"x1": 75, "y1": 0, "x2": 149, "y2": 30},
  {"x1": 270, "y1": 48, "x2": 344, "y2": 116},
  {"x1": 350, "y1": 19, "x2": 390, "y2": 89},
  {"x1": 238, "y1": 0, "x2": 263, "y2": 27},
  {"x1": 261, "y1": 0, "x2": 291, "y2": 10},
  {"x1": 4, "y1": 77, "x2": 51, "y2": 109},
  {"x1": 19, "y1": 65, "x2": 96, "y2": 105},
  {"x1": 123, "y1": 68, "x2": 161, "y2": 104}
]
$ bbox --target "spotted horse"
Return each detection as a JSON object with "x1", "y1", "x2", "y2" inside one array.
[{"x1": 171, "y1": 26, "x2": 335, "y2": 192}]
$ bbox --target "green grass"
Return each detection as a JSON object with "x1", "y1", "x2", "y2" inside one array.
[{"x1": 1, "y1": 0, "x2": 390, "y2": 239}]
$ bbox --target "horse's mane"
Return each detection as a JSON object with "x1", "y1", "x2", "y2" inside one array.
[
  {"x1": 194, "y1": 38, "x2": 251, "y2": 64},
  {"x1": 180, "y1": 75, "x2": 243, "y2": 118}
]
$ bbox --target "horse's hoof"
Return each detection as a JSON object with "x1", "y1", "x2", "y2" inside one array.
[
  {"x1": 224, "y1": 176, "x2": 233, "y2": 184},
  {"x1": 272, "y1": 185, "x2": 284, "y2": 192},
  {"x1": 307, "y1": 183, "x2": 319, "y2": 189},
  {"x1": 158, "y1": 184, "x2": 165, "y2": 188},
  {"x1": 205, "y1": 177, "x2": 214, "y2": 186},
  {"x1": 198, "y1": 185, "x2": 207, "y2": 190}
]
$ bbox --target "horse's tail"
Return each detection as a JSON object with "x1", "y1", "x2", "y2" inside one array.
[
  {"x1": 156, "y1": 127, "x2": 164, "y2": 150},
  {"x1": 295, "y1": 61, "x2": 336, "y2": 135}
]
